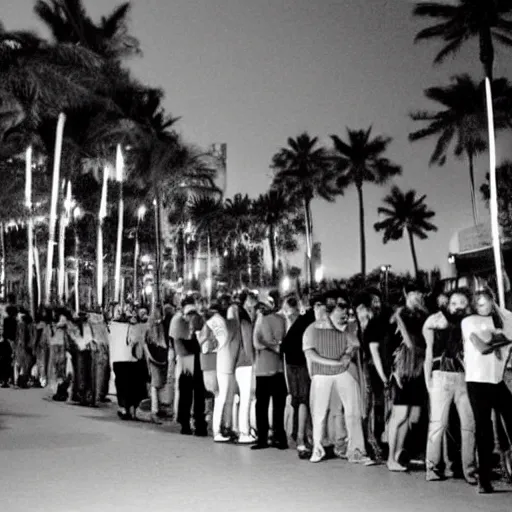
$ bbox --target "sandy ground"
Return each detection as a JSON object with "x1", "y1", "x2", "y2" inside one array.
[{"x1": 0, "y1": 387, "x2": 511, "y2": 512}]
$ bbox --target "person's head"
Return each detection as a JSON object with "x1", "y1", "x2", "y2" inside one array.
[
  {"x1": 437, "y1": 292, "x2": 449, "y2": 312},
  {"x1": 311, "y1": 294, "x2": 330, "y2": 322},
  {"x1": 138, "y1": 306, "x2": 149, "y2": 322},
  {"x1": 404, "y1": 284, "x2": 426, "y2": 312},
  {"x1": 473, "y1": 288, "x2": 496, "y2": 317},
  {"x1": 195, "y1": 296, "x2": 208, "y2": 316},
  {"x1": 163, "y1": 303, "x2": 174, "y2": 317},
  {"x1": 243, "y1": 292, "x2": 258, "y2": 312},
  {"x1": 364, "y1": 287, "x2": 382, "y2": 315},
  {"x1": 219, "y1": 294, "x2": 231, "y2": 312},
  {"x1": 444, "y1": 288, "x2": 471, "y2": 323},
  {"x1": 283, "y1": 296, "x2": 299, "y2": 318},
  {"x1": 330, "y1": 293, "x2": 350, "y2": 326}
]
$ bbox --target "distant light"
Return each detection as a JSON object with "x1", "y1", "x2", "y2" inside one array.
[
  {"x1": 141, "y1": 255, "x2": 151, "y2": 264},
  {"x1": 381, "y1": 264, "x2": 391, "y2": 273},
  {"x1": 205, "y1": 277, "x2": 213, "y2": 289},
  {"x1": 315, "y1": 266, "x2": 324, "y2": 283},
  {"x1": 144, "y1": 285, "x2": 153, "y2": 295},
  {"x1": 281, "y1": 276, "x2": 291, "y2": 292},
  {"x1": 448, "y1": 254, "x2": 455, "y2": 265},
  {"x1": 137, "y1": 205, "x2": 146, "y2": 220}
]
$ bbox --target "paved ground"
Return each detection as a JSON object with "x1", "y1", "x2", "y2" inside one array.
[{"x1": 0, "y1": 389, "x2": 511, "y2": 512}]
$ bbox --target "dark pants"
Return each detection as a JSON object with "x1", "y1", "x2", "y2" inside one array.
[
  {"x1": 177, "y1": 354, "x2": 206, "y2": 431},
  {"x1": 113, "y1": 361, "x2": 148, "y2": 410},
  {"x1": 255, "y1": 373, "x2": 287, "y2": 444},
  {"x1": 467, "y1": 381, "x2": 512, "y2": 486}
]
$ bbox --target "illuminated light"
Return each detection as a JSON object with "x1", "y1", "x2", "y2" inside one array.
[
  {"x1": 448, "y1": 255, "x2": 455, "y2": 265},
  {"x1": 144, "y1": 285, "x2": 153, "y2": 295},
  {"x1": 73, "y1": 207, "x2": 82, "y2": 219},
  {"x1": 223, "y1": 249, "x2": 228, "y2": 257},
  {"x1": 137, "y1": 205, "x2": 146, "y2": 220},
  {"x1": 380, "y1": 264, "x2": 391, "y2": 273},
  {"x1": 315, "y1": 266, "x2": 324, "y2": 283},
  {"x1": 205, "y1": 277, "x2": 213, "y2": 289},
  {"x1": 281, "y1": 276, "x2": 291, "y2": 292},
  {"x1": 141, "y1": 255, "x2": 151, "y2": 264}
]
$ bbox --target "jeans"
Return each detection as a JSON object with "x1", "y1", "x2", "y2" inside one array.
[
  {"x1": 467, "y1": 381, "x2": 512, "y2": 486},
  {"x1": 235, "y1": 366, "x2": 253, "y2": 436},
  {"x1": 426, "y1": 371, "x2": 476, "y2": 479},
  {"x1": 310, "y1": 372, "x2": 365, "y2": 456},
  {"x1": 255, "y1": 373, "x2": 287, "y2": 444},
  {"x1": 212, "y1": 373, "x2": 236, "y2": 436}
]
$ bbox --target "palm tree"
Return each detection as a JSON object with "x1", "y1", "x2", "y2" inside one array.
[
  {"x1": 413, "y1": 0, "x2": 512, "y2": 307},
  {"x1": 374, "y1": 186, "x2": 438, "y2": 277},
  {"x1": 271, "y1": 132, "x2": 335, "y2": 286},
  {"x1": 34, "y1": 0, "x2": 141, "y2": 60},
  {"x1": 330, "y1": 127, "x2": 402, "y2": 277},
  {"x1": 409, "y1": 74, "x2": 512, "y2": 224},
  {"x1": 187, "y1": 195, "x2": 223, "y2": 297},
  {"x1": 253, "y1": 189, "x2": 301, "y2": 283},
  {"x1": 413, "y1": 1, "x2": 512, "y2": 81}
]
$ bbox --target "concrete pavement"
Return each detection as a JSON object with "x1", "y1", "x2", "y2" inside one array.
[{"x1": 0, "y1": 388, "x2": 511, "y2": 512}]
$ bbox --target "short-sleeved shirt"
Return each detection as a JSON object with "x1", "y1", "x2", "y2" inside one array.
[
  {"x1": 363, "y1": 312, "x2": 398, "y2": 377},
  {"x1": 282, "y1": 309, "x2": 314, "y2": 367},
  {"x1": 462, "y1": 314, "x2": 512, "y2": 384},
  {"x1": 169, "y1": 313, "x2": 200, "y2": 357},
  {"x1": 303, "y1": 325, "x2": 357, "y2": 380}
]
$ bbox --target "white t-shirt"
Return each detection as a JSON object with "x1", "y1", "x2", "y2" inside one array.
[{"x1": 461, "y1": 314, "x2": 512, "y2": 384}]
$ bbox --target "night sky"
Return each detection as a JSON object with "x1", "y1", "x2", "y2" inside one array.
[{"x1": 5, "y1": 0, "x2": 512, "y2": 277}]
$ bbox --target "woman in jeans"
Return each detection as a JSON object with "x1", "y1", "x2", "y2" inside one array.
[{"x1": 461, "y1": 289, "x2": 512, "y2": 494}]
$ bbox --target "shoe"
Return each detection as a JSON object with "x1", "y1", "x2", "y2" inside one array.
[
  {"x1": 214, "y1": 433, "x2": 231, "y2": 443},
  {"x1": 150, "y1": 414, "x2": 163, "y2": 425},
  {"x1": 238, "y1": 434, "x2": 257, "y2": 445},
  {"x1": 477, "y1": 482, "x2": 494, "y2": 494},
  {"x1": 181, "y1": 426, "x2": 193, "y2": 435},
  {"x1": 251, "y1": 442, "x2": 269, "y2": 450},
  {"x1": 297, "y1": 445, "x2": 312, "y2": 460},
  {"x1": 465, "y1": 476, "x2": 478, "y2": 486},
  {"x1": 333, "y1": 443, "x2": 348, "y2": 460},
  {"x1": 194, "y1": 429, "x2": 208, "y2": 437},
  {"x1": 309, "y1": 446, "x2": 326, "y2": 463},
  {"x1": 348, "y1": 449, "x2": 373, "y2": 465},
  {"x1": 387, "y1": 459, "x2": 408, "y2": 472},
  {"x1": 271, "y1": 440, "x2": 288, "y2": 450},
  {"x1": 1, "y1": 383, "x2": 9, "y2": 388},
  {"x1": 117, "y1": 410, "x2": 132, "y2": 421}
]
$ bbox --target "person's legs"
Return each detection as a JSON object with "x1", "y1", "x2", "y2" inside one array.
[
  {"x1": 494, "y1": 380, "x2": 512, "y2": 441},
  {"x1": 236, "y1": 366, "x2": 253, "y2": 439},
  {"x1": 309, "y1": 375, "x2": 333, "y2": 461},
  {"x1": 334, "y1": 372, "x2": 366, "y2": 460},
  {"x1": 253, "y1": 376, "x2": 272, "y2": 448},
  {"x1": 453, "y1": 374, "x2": 476, "y2": 483},
  {"x1": 467, "y1": 382, "x2": 495, "y2": 491},
  {"x1": 426, "y1": 372, "x2": 454, "y2": 479},
  {"x1": 271, "y1": 372, "x2": 288, "y2": 448},
  {"x1": 387, "y1": 405, "x2": 410, "y2": 471},
  {"x1": 113, "y1": 362, "x2": 129, "y2": 415},
  {"x1": 192, "y1": 354, "x2": 207, "y2": 434}
]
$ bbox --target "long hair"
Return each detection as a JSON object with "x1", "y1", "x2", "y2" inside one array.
[{"x1": 473, "y1": 288, "x2": 504, "y2": 329}]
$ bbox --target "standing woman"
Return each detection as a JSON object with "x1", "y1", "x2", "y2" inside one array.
[
  {"x1": 48, "y1": 308, "x2": 71, "y2": 401},
  {"x1": 461, "y1": 289, "x2": 512, "y2": 494},
  {"x1": 143, "y1": 307, "x2": 169, "y2": 424}
]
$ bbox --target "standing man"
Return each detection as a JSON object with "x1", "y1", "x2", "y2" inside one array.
[
  {"x1": 169, "y1": 297, "x2": 207, "y2": 436},
  {"x1": 252, "y1": 297, "x2": 288, "y2": 450},
  {"x1": 281, "y1": 295, "x2": 314, "y2": 457},
  {"x1": 423, "y1": 288, "x2": 477, "y2": 484},
  {"x1": 304, "y1": 294, "x2": 368, "y2": 464}
]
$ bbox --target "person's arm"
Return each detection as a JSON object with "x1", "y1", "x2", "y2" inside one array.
[
  {"x1": 469, "y1": 332, "x2": 495, "y2": 354},
  {"x1": 253, "y1": 317, "x2": 279, "y2": 350},
  {"x1": 369, "y1": 343, "x2": 388, "y2": 385},
  {"x1": 422, "y1": 315, "x2": 438, "y2": 389}
]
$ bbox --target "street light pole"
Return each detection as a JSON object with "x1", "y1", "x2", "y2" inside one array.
[
  {"x1": 381, "y1": 264, "x2": 391, "y2": 302},
  {"x1": 134, "y1": 205, "x2": 146, "y2": 304}
]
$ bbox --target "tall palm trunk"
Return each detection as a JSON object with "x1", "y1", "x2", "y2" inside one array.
[
  {"x1": 134, "y1": 219, "x2": 140, "y2": 304},
  {"x1": 154, "y1": 189, "x2": 162, "y2": 306},
  {"x1": 206, "y1": 230, "x2": 212, "y2": 301},
  {"x1": 467, "y1": 149, "x2": 479, "y2": 225},
  {"x1": 406, "y1": 227, "x2": 419, "y2": 277},
  {"x1": 114, "y1": 144, "x2": 124, "y2": 304},
  {"x1": 34, "y1": 243, "x2": 41, "y2": 308},
  {"x1": 45, "y1": 112, "x2": 66, "y2": 304},
  {"x1": 303, "y1": 197, "x2": 314, "y2": 286},
  {"x1": 0, "y1": 222, "x2": 5, "y2": 301},
  {"x1": 485, "y1": 76, "x2": 505, "y2": 307},
  {"x1": 74, "y1": 227, "x2": 79, "y2": 314},
  {"x1": 25, "y1": 145, "x2": 35, "y2": 318},
  {"x1": 57, "y1": 180, "x2": 71, "y2": 304},
  {"x1": 269, "y1": 224, "x2": 277, "y2": 284},
  {"x1": 97, "y1": 165, "x2": 109, "y2": 309},
  {"x1": 356, "y1": 182, "x2": 366, "y2": 277}
]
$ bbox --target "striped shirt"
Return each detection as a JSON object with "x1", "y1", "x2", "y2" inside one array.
[{"x1": 303, "y1": 325, "x2": 358, "y2": 381}]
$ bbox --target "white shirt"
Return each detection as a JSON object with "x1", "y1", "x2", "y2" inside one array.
[{"x1": 461, "y1": 314, "x2": 512, "y2": 384}]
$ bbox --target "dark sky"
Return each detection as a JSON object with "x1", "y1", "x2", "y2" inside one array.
[{"x1": 5, "y1": 0, "x2": 512, "y2": 277}]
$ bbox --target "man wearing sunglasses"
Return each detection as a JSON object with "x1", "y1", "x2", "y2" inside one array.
[{"x1": 303, "y1": 294, "x2": 369, "y2": 464}]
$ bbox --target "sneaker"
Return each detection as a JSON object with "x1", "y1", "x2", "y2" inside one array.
[
  {"x1": 214, "y1": 433, "x2": 231, "y2": 443},
  {"x1": 348, "y1": 449, "x2": 373, "y2": 465},
  {"x1": 477, "y1": 482, "x2": 494, "y2": 494},
  {"x1": 426, "y1": 470, "x2": 444, "y2": 482},
  {"x1": 334, "y1": 442, "x2": 348, "y2": 460},
  {"x1": 309, "y1": 446, "x2": 326, "y2": 463},
  {"x1": 238, "y1": 434, "x2": 257, "y2": 445}
]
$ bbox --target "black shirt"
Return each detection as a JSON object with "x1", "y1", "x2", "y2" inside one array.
[
  {"x1": 363, "y1": 312, "x2": 399, "y2": 378},
  {"x1": 281, "y1": 309, "x2": 315, "y2": 366}
]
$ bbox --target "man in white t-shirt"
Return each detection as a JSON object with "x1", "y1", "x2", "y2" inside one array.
[{"x1": 461, "y1": 289, "x2": 512, "y2": 494}]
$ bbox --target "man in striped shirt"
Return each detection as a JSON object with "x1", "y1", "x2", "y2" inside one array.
[{"x1": 303, "y1": 294, "x2": 368, "y2": 464}]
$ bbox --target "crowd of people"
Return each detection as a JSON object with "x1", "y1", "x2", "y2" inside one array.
[{"x1": 1, "y1": 283, "x2": 512, "y2": 495}]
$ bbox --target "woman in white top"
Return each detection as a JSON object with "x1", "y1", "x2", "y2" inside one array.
[{"x1": 461, "y1": 289, "x2": 512, "y2": 494}]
